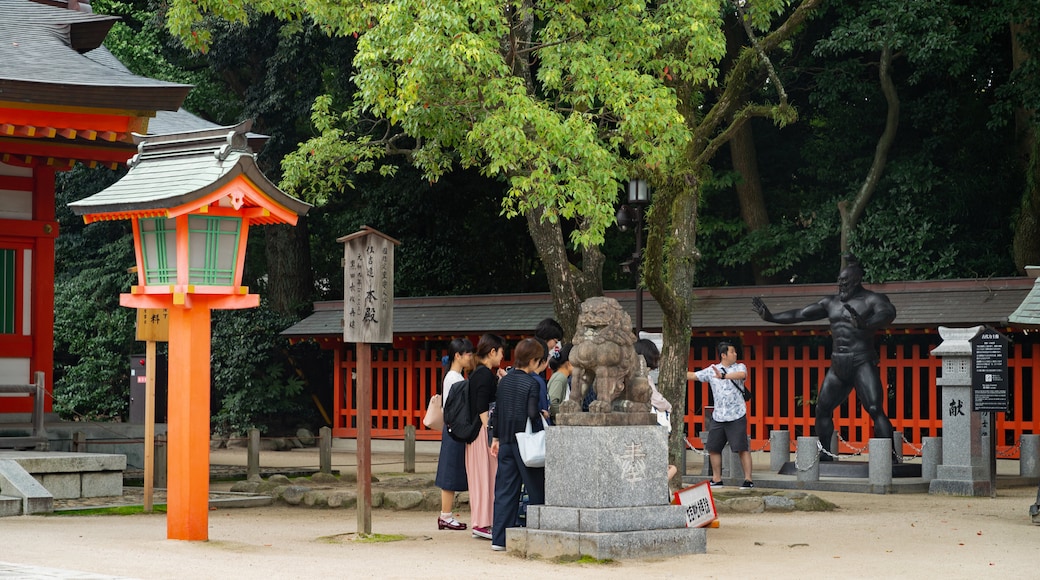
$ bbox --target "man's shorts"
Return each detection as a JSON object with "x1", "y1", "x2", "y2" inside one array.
[{"x1": 705, "y1": 415, "x2": 749, "y2": 453}]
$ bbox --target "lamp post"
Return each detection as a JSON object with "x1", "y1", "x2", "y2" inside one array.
[
  {"x1": 70, "y1": 121, "x2": 310, "y2": 540},
  {"x1": 615, "y1": 178, "x2": 650, "y2": 334}
]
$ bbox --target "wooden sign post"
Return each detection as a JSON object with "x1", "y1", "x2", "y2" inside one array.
[
  {"x1": 135, "y1": 308, "x2": 168, "y2": 512},
  {"x1": 338, "y1": 227, "x2": 399, "y2": 535}
]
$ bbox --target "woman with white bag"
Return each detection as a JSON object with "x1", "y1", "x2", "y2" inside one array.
[{"x1": 488, "y1": 337, "x2": 547, "y2": 551}]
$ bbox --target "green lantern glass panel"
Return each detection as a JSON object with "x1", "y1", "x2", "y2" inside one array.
[
  {"x1": 0, "y1": 249, "x2": 14, "y2": 334},
  {"x1": 139, "y1": 218, "x2": 177, "y2": 285},
  {"x1": 188, "y1": 215, "x2": 241, "y2": 286}
]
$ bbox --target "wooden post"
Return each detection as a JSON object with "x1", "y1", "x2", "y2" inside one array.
[
  {"x1": 356, "y1": 342, "x2": 372, "y2": 535},
  {"x1": 72, "y1": 431, "x2": 87, "y2": 453},
  {"x1": 404, "y1": 425, "x2": 416, "y2": 473},
  {"x1": 319, "y1": 426, "x2": 332, "y2": 474},
  {"x1": 143, "y1": 339, "x2": 156, "y2": 512},
  {"x1": 247, "y1": 428, "x2": 261, "y2": 481},
  {"x1": 340, "y1": 227, "x2": 399, "y2": 536}
]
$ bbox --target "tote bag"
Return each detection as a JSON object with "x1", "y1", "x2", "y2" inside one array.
[
  {"x1": 516, "y1": 417, "x2": 549, "y2": 468},
  {"x1": 422, "y1": 394, "x2": 443, "y2": 431}
]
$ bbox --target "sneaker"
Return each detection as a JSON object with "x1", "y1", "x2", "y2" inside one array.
[
  {"x1": 740, "y1": 480, "x2": 755, "y2": 490},
  {"x1": 709, "y1": 480, "x2": 724, "y2": 488},
  {"x1": 471, "y1": 526, "x2": 492, "y2": 540},
  {"x1": 491, "y1": 544, "x2": 506, "y2": 552}
]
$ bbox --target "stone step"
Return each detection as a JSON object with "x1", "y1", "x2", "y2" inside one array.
[{"x1": 0, "y1": 495, "x2": 21, "y2": 517}]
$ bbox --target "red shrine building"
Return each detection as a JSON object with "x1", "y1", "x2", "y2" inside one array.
[{"x1": 0, "y1": 0, "x2": 191, "y2": 413}]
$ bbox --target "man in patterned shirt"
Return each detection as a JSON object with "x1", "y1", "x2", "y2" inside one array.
[{"x1": 691, "y1": 342, "x2": 753, "y2": 489}]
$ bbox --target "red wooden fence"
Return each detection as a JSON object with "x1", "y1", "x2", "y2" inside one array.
[{"x1": 332, "y1": 337, "x2": 1040, "y2": 458}]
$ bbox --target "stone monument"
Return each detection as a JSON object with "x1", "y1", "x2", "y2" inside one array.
[
  {"x1": 509, "y1": 297, "x2": 706, "y2": 559},
  {"x1": 928, "y1": 326, "x2": 992, "y2": 496}
]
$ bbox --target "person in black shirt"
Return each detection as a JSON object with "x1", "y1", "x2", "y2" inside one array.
[{"x1": 489, "y1": 337, "x2": 548, "y2": 550}]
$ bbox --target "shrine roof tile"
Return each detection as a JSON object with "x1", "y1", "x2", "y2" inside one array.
[{"x1": 283, "y1": 278, "x2": 1034, "y2": 339}]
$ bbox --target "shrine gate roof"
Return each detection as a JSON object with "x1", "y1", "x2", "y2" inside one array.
[{"x1": 0, "y1": 0, "x2": 190, "y2": 111}]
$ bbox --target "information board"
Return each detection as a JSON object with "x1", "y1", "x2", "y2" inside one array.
[
  {"x1": 672, "y1": 481, "x2": 718, "y2": 528},
  {"x1": 970, "y1": 327, "x2": 1009, "y2": 412}
]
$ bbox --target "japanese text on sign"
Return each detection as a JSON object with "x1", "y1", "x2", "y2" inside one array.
[
  {"x1": 341, "y1": 228, "x2": 397, "y2": 344},
  {"x1": 971, "y1": 328, "x2": 1009, "y2": 413}
]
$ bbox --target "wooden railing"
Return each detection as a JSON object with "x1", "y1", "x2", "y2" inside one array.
[
  {"x1": 333, "y1": 340, "x2": 1040, "y2": 458},
  {"x1": 0, "y1": 371, "x2": 47, "y2": 449}
]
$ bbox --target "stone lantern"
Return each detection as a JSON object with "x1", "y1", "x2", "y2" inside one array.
[{"x1": 70, "y1": 120, "x2": 310, "y2": 540}]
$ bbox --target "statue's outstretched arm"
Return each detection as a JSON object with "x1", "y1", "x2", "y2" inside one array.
[{"x1": 754, "y1": 296, "x2": 827, "y2": 325}]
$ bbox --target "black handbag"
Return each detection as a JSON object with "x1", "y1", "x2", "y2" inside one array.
[{"x1": 731, "y1": 379, "x2": 752, "y2": 402}]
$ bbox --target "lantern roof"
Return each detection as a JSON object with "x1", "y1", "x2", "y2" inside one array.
[{"x1": 68, "y1": 120, "x2": 311, "y2": 224}]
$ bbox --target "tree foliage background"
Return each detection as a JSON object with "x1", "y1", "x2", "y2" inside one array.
[{"x1": 52, "y1": 0, "x2": 1040, "y2": 439}]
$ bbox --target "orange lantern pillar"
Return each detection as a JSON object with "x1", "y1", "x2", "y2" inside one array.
[{"x1": 70, "y1": 121, "x2": 310, "y2": 540}]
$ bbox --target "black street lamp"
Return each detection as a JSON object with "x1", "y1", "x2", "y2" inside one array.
[{"x1": 615, "y1": 178, "x2": 650, "y2": 333}]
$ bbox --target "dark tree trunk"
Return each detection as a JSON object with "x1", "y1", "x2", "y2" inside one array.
[
  {"x1": 525, "y1": 206, "x2": 603, "y2": 339},
  {"x1": 1011, "y1": 22, "x2": 1040, "y2": 272},
  {"x1": 728, "y1": 122, "x2": 779, "y2": 284},
  {"x1": 264, "y1": 219, "x2": 313, "y2": 316}
]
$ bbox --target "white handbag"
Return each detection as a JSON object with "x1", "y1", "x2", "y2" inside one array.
[
  {"x1": 516, "y1": 417, "x2": 549, "y2": 468},
  {"x1": 422, "y1": 394, "x2": 443, "y2": 430}
]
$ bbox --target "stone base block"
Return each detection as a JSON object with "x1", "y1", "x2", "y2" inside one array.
[
  {"x1": 555, "y1": 412, "x2": 658, "y2": 427},
  {"x1": 81, "y1": 472, "x2": 122, "y2": 498},
  {"x1": 528, "y1": 504, "x2": 689, "y2": 533},
  {"x1": 508, "y1": 526, "x2": 707, "y2": 560},
  {"x1": 928, "y1": 478, "x2": 993, "y2": 497},
  {"x1": 40, "y1": 472, "x2": 80, "y2": 499},
  {"x1": 546, "y1": 425, "x2": 668, "y2": 508},
  {"x1": 0, "y1": 495, "x2": 21, "y2": 517}
]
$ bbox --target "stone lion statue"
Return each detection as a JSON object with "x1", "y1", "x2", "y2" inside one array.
[{"x1": 560, "y1": 297, "x2": 652, "y2": 416}]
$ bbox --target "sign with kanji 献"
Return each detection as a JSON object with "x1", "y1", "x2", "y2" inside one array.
[{"x1": 338, "y1": 227, "x2": 400, "y2": 344}]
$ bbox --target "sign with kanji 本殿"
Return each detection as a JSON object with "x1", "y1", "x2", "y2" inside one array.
[{"x1": 338, "y1": 227, "x2": 400, "y2": 344}]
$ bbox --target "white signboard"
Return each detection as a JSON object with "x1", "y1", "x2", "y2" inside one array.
[{"x1": 672, "y1": 481, "x2": 718, "y2": 528}]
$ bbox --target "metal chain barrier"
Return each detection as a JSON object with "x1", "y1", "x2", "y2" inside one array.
[
  {"x1": 795, "y1": 440, "x2": 822, "y2": 471},
  {"x1": 997, "y1": 438, "x2": 1022, "y2": 458},
  {"x1": 901, "y1": 433, "x2": 924, "y2": 459},
  {"x1": 684, "y1": 436, "x2": 711, "y2": 457},
  {"x1": 836, "y1": 433, "x2": 867, "y2": 456}
]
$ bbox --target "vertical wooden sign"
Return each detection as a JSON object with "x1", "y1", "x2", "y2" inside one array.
[
  {"x1": 135, "y1": 308, "x2": 168, "y2": 513},
  {"x1": 337, "y1": 227, "x2": 399, "y2": 535},
  {"x1": 340, "y1": 227, "x2": 398, "y2": 344}
]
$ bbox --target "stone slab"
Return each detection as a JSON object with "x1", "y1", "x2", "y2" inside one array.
[
  {"x1": 777, "y1": 461, "x2": 922, "y2": 478},
  {"x1": 0, "y1": 451, "x2": 126, "y2": 473},
  {"x1": 508, "y1": 526, "x2": 707, "y2": 559},
  {"x1": 0, "y1": 459, "x2": 53, "y2": 514},
  {"x1": 81, "y1": 472, "x2": 122, "y2": 498},
  {"x1": 527, "y1": 504, "x2": 689, "y2": 533},
  {"x1": 40, "y1": 472, "x2": 81, "y2": 499},
  {"x1": 545, "y1": 425, "x2": 669, "y2": 508},
  {"x1": 556, "y1": 412, "x2": 658, "y2": 427},
  {"x1": 0, "y1": 495, "x2": 21, "y2": 517},
  {"x1": 928, "y1": 478, "x2": 994, "y2": 497}
]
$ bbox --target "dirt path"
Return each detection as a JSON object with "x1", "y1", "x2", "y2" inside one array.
[{"x1": 2, "y1": 486, "x2": 1038, "y2": 579}]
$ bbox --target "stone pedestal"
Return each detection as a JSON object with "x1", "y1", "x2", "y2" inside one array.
[
  {"x1": 770, "y1": 430, "x2": 790, "y2": 472},
  {"x1": 928, "y1": 326, "x2": 993, "y2": 497},
  {"x1": 508, "y1": 425, "x2": 706, "y2": 559}
]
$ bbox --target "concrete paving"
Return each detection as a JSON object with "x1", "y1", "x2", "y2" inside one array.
[{"x1": 0, "y1": 561, "x2": 131, "y2": 579}]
